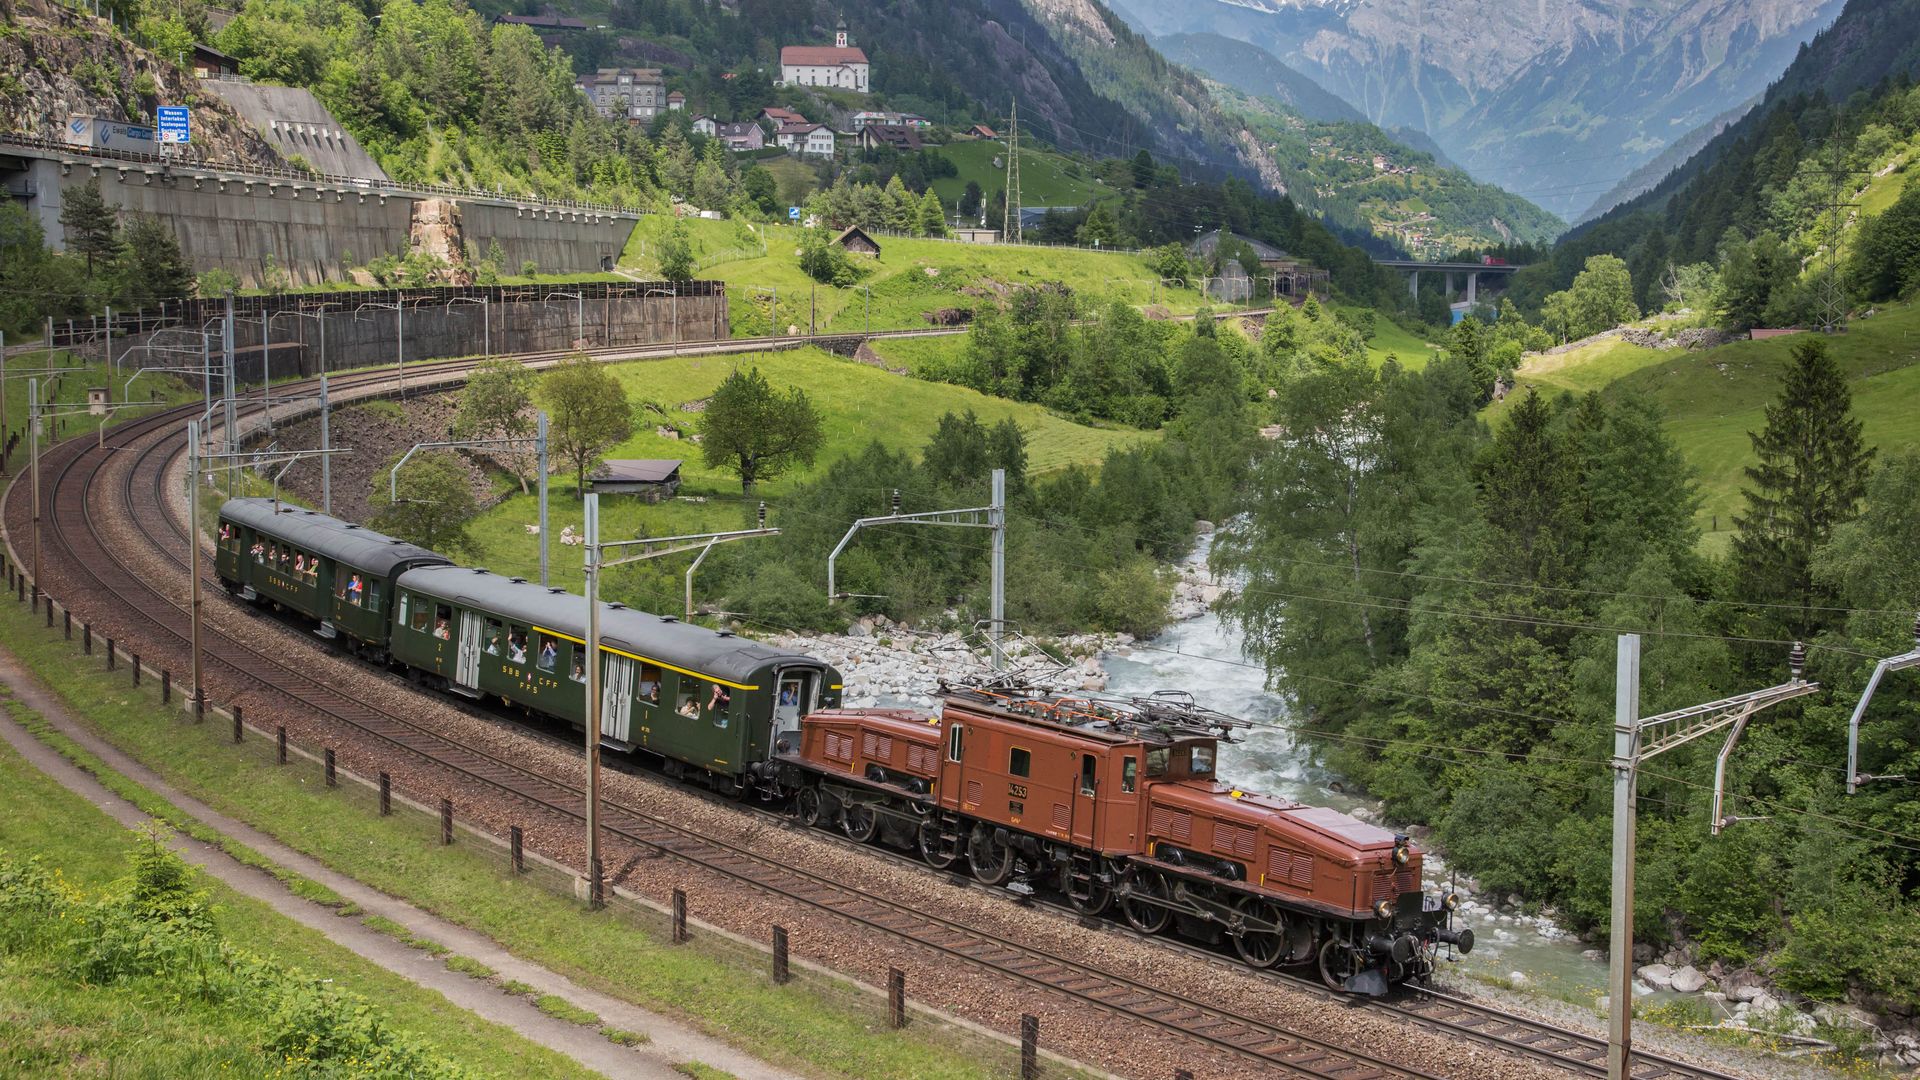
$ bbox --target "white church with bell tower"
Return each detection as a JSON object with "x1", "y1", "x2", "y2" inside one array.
[{"x1": 779, "y1": 15, "x2": 870, "y2": 93}]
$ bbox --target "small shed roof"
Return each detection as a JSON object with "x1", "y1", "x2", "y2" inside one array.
[
  {"x1": 834, "y1": 226, "x2": 880, "y2": 252},
  {"x1": 594, "y1": 459, "x2": 682, "y2": 483}
]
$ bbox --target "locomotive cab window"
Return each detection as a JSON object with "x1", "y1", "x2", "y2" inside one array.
[
  {"x1": 1146, "y1": 747, "x2": 1169, "y2": 777},
  {"x1": 1079, "y1": 755, "x2": 1097, "y2": 796},
  {"x1": 947, "y1": 724, "x2": 964, "y2": 763},
  {"x1": 1189, "y1": 744, "x2": 1215, "y2": 777},
  {"x1": 1009, "y1": 747, "x2": 1031, "y2": 778},
  {"x1": 1122, "y1": 756, "x2": 1137, "y2": 793}
]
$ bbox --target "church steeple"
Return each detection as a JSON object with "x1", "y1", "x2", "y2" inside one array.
[{"x1": 835, "y1": 14, "x2": 848, "y2": 48}]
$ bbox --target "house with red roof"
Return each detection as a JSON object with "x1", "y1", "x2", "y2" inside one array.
[{"x1": 780, "y1": 18, "x2": 868, "y2": 93}]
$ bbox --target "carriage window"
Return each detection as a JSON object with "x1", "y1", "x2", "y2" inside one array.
[
  {"x1": 707, "y1": 683, "x2": 732, "y2": 728},
  {"x1": 1189, "y1": 745, "x2": 1215, "y2": 777},
  {"x1": 947, "y1": 724, "x2": 964, "y2": 762},
  {"x1": 675, "y1": 682, "x2": 700, "y2": 719},
  {"x1": 344, "y1": 572, "x2": 366, "y2": 607},
  {"x1": 1146, "y1": 748, "x2": 1169, "y2": 777},
  {"x1": 505, "y1": 626, "x2": 528, "y2": 664},
  {"x1": 432, "y1": 605, "x2": 453, "y2": 640},
  {"x1": 483, "y1": 618, "x2": 504, "y2": 656},
  {"x1": 535, "y1": 633, "x2": 559, "y2": 673},
  {"x1": 1122, "y1": 756, "x2": 1138, "y2": 793},
  {"x1": 407, "y1": 594, "x2": 429, "y2": 633},
  {"x1": 569, "y1": 648, "x2": 587, "y2": 683},
  {"x1": 637, "y1": 664, "x2": 662, "y2": 705},
  {"x1": 1009, "y1": 747, "x2": 1031, "y2": 778}
]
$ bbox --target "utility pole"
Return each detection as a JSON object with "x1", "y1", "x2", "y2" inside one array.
[
  {"x1": 28, "y1": 378, "x2": 40, "y2": 604},
  {"x1": 1606, "y1": 635, "x2": 1818, "y2": 1080},
  {"x1": 1004, "y1": 99, "x2": 1022, "y2": 244},
  {"x1": 188, "y1": 420, "x2": 205, "y2": 715},
  {"x1": 536, "y1": 411, "x2": 550, "y2": 587},
  {"x1": 827, "y1": 469, "x2": 1006, "y2": 668}
]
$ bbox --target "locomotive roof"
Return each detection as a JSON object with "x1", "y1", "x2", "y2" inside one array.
[
  {"x1": 219, "y1": 498, "x2": 452, "y2": 577},
  {"x1": 395, "y1": 564, "x2": 830, "y2": 688},
  {"x1": 943, "y1": 687, "x2": 1245, "y2": 745}
]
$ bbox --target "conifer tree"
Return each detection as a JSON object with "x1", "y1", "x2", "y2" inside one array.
[
  {"x1": 918, "y1": 189, "x2": 947, "y2": 237},
  {"x1": 1731, "y1": 337, "x2": 1874, "y2": 638},
  {"x1": 59, "y1": 177, "x2": 120, "y2": 279},
  {"x1": 115, "y1": 215, "x2": 194, "y2": 307}
]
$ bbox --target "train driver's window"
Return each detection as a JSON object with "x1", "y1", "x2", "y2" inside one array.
[
  {"x1": 433, "y1": 605, "x2": 453, "y2": 640},
  {"x1": 1189, "y1": 745, "x2": 1215, "y2": 777},
  {"x1": 947, "y1": 724, "x2": 964, "y2": 763},
  {"x1": 638, "y1": 664, "x2": 662, "y2": 705},
  {"x1": 483, "y1": 618, "x2": 504, "y2": 656},
  {"x1": 1009, "y1": 747, "x2": 1031, "y2": 778},
  {"x1": 1122, "y1": 756, "x2": 1138, "y2": 793},
  {"x1": 407, "y1": 595, "x2": 429, "y2": 634},
  {"x1": 1145, "y1": 747, "x2": 1169, "y2": 778}
]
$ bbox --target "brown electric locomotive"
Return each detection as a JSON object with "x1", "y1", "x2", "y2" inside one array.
[{"x1": 778, "y1": 687, "x2": 1472, "y2": 993}]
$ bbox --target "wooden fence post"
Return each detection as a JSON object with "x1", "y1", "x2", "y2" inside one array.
[
  {"x1": 82, "y1": 623, "x2": 91, "y2": 654},
  {"x1": 324, "y1": 748, "x2": 336, "y2": 787},
  {"x1": 161, "y1": 670, "x2": 170, "y2": 703},
  {"x1": 672, "y1": 888, "x2": 687, "y2": 944},
  {"x1": 277, "y1": 725, "x2": 287, "y2": 764},
  {"x1": 1020, "y1": 1014, "x2": 1038, "y2": 1080},
  {"x1": 379, "y1": 772, "x2": 391, "y2": 815},
  {"x1": 232, "y1": 705, "x2": 243, "y2": 744},
  {"x1": 509, "y1": 825, "x2": 523, "y2": 873},
  {"x1": 772, "y1": 926, "x2": 790, "y2": 984},
  {"x1": 440, "y1": 798, "x2": 452, "y2": 845},
  {"x1": 889, "y1": 968, "x2": 906, "y2": 1030}
]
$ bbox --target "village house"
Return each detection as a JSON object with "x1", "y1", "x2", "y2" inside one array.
[
  {"x1": 779, "y1": 18, "x2": 869, "y2": 93},
  {"x1": 858, "y1": 124, "x2": 922, "y2": 153},
  {"x1": 191, "y1": 43, "x2": 240, "y2": 79},
  {"x1": 850, "y1": 111, "x2": 932, "y2": 131},
  {"x1": 588, "y1": 460, "x2": 683, "y2": 502},
  {"x1": 760, "y1": 106, "x2": 807, "y2": 127},
  {"x1": 691, "y1": 115, "x2": 718, "y2": 137},
  {"x1": 667, "y1": 91, "x2": 686, "y2": 111},
  {"x1": 776, "y1": 122, "x2": 836, "y2": 158},
  {"x1": 715, "y1": 121, "x2": 765, "y2": 152},
  {"x1": 576, "y1": 68, "x2": 667, "y2": 121}
]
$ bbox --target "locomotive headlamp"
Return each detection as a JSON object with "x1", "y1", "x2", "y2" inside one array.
[
  {"x1": 1372, "y1": 898, "x2": 1394, "y2": 921},
  {"x1": 1392, "y1": 834, "x2": 1412, "y2": 865},
  {"x1": 1442, "y1": 891, "x2": 1461, "y2": 911}
]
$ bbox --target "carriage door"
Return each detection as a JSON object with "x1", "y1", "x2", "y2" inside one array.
[
  {"x1": 771, "y1": 669, "x2": 814, "y2": 753},
  {"x1": 1070, "y1": 753, "x2": 1098, "y2": 847},
  {"x1": 452, "y1": 611, "x2": 483, "y2": 694},
  {"x1": 600, "y1": 654, "x2": 635, "y2": 743}
]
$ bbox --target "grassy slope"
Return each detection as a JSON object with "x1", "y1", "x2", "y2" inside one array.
[
  {"x1": 1, "y1": 351, "x2": 198, "y2": 444},
  {"x1": 622, "y1": 217, "x2": 1211, "y2": 337},
  {"x1": 1490, "y1": 303, "x2": 1920, "y2": 545},
  {"x1": 0, "y1": 698, "x2": 597, "y2": 1079},
  {"x1": 471, "y1": 346, "x2": 1153, "y2": 587},
  {"x1": 0, "y1": 595, "x2": 1015, "y2": 1080},
  {"x1": 1365, "y1": 317, "x2": 1444, "y2": 370},
  {"x1": 926, "y1": 139, "x2": 1108, "y2": 209}
]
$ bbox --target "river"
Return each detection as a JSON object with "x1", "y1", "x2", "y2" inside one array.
[{"x1": 1099, "y1": 546, "x2": 1615, "y2": 1002}]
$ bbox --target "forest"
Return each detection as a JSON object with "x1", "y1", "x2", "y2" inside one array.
[{"x1": 1216, "y1": 335, "x2": 1920, "y2": 1007}]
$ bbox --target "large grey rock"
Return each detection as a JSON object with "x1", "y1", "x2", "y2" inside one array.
[
  {"x1": 1669, "y1": 966, "x2": 1709, "y2": 993},
  {"x1": 1728, "y1": 982, "x2": 1766, "y2": 1003},
  {"x1": 1636, "y1": 963, "x2": 1676, "y2": 991}
]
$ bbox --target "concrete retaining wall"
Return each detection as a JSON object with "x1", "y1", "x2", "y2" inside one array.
[{"x1": 13, "y1": 157, "x2": 638, "y2": 288}]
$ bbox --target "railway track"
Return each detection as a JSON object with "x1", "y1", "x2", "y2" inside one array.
[
  {"x1": 4, "y1": 353, "x2": 1754, "y2": 1080},
  {"x1": 11, "y1": 378, "x2": 1438, "y2": 1080}
]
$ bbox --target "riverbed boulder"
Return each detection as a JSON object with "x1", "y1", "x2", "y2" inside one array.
[
  {"x1": 1635, "y1": 963, "x2": 1676, "y2": 991},
  {"x1": 1669, "y1": 966, "x2": 1708, "y2": 993}
]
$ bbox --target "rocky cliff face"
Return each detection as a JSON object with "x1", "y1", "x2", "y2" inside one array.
[
  {"x1": 0, "y1": 0, "x2": 283, "y2": 168},
  {"x1": 1113, "y1": 0, "x2": 1848, "y2": 219}
]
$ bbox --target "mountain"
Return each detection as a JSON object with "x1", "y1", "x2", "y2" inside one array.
[
  {"x1": 1149, "y1": 31, "x2": 1362, "y2": 124},
  {"x1": 1111, "y1": 0, "x2": 1849, "y2": 221},
  {"x1": 1573, "y1": 96, "x2": 1759, "y2": 224}
]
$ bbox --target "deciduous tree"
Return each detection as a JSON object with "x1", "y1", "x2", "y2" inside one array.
[
  {"x1": 452, "y1": 358, "x2": 539, "y2": 493},
  {"x1": 701, "y1": 365, "x2": 824, "y2": 493},
  {"x1": 537, "y1": 354, "x2": 633, "y2": 493},
  {"x1": 369, "y1": 451, "x2": 477, "y2": 556}
]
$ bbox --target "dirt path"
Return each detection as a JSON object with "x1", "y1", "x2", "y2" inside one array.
[{"x1": 0, "y1": 646, "x2": 798, "y2": 1080}]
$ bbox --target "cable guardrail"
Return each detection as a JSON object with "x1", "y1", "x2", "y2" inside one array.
[{"x1": 0, "y1": 133, "x2": 645, "y2": 216}]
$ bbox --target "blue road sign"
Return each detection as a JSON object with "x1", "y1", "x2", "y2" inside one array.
[
  {"x1": 787, "y1": 206, "x2": 801, "y2": 220},
  {"x1": 157, "y1": 107, "x2": 190, "y2": 144}
]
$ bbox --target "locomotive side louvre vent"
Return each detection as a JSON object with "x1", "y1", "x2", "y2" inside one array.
[
  {"x1": 1149, "y1": 806, "x2": 1192, "y2": 843},
  {"x1": 906, "y1": 744, "x2": 938, "y2": 774},
  {"x1": 824, "y1": 732, "x2": 855, "y2": 763},
  {"x1": 966, "y1": 779, "x2": 983, "y2": 806},
  {"x1": 1372, "y1": 868, "x2": 1399, "y2": 903},
  {"x1": 861, "y1": 732, "x2": 894, "y2": 760},
  {"x1": 1267, "y1": 847, "x2": 1313, "y2": 888},
  {"x1": 1394, "y1": 864, "x2": 1417, "y2": 896},
  {"x1": 1213, "y1": 821, "x2": 1256, "y2": 858},
  {"x1": 1051, "y1": 803, "x2": 1070, "y2": 832}
]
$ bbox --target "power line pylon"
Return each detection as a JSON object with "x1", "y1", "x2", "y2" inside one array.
[
  {"x1": 1004, "y1": 99, "x2": 1022, "y2": 243},
  {"x1": 1816, "y1": 123, "x2": 1862, "y2": 334}
]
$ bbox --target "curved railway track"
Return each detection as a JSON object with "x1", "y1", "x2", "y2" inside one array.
[{"x1": 1, "y1": 353, "x2": 1758, "y2": 1080}]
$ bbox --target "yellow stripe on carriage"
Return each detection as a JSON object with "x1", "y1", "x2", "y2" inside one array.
[{"x1": 531, "y1": 626, "x2": 760, "y2": 691}]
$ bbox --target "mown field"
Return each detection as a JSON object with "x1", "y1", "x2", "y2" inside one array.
[
  {"x1": 1492, "y1": 301, "x2": 1920, "y2": 547},
  {"x1": 925, "y1": 139, "x2": 1111, "y2": 210}
]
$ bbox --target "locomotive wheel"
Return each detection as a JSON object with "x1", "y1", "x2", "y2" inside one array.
[
  {"x1": 968, "y1": 827, "x2": 1016, "y2": 886},
  {"x1": 1318, "y1": 938, "x2": 1362, "y2": 993},
  {"x1": 916, "y1": 820, "x2": 958, "y2": 870},
  {"x1": 1231, "y1": 897, "x2": 1286, "y2": 969},
  {"x1": 796, "y1": 787, "x2": 824, "y2": 828},
  {"x1": 1120, "y1": 871, "x2": 1172, "y2": 934},
  {"x1": 843, "y1": 803, "x2": 878, "y2": 843}
]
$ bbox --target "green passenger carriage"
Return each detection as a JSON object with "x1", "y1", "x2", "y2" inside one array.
[
  {"x1": 214, "y1": 498, "x2": 451, "y2": 654},
  {"x1": 389, "y1": 566, "x2": 843, "y2": 789}
]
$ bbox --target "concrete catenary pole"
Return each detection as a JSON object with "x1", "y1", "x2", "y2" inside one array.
[
  {"x1": 583, "y1": 492, "x2": 603, "y2": 890},
  {"x1": 537, "y1": 410, "x2": 550, "y2": 587},
  {"x1": 319, "y1": 373, "x2": 332, "y2": 514},
  {"x1": 1606, "y1": 634, "x2": 1640, "y2": 1080},
  {"x1": 990, "y1": 467, "x2": 1006, "y2": 670},
  {"x1": 28, "y1": 378, "x2": 40, "y2": 601},
  {"x1": 188, "y1": 420, "x2": 205, "y2": 716}
]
